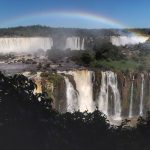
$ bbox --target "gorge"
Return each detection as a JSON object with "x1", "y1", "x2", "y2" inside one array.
[
  {"x1": 31, "y1": 69, "x2": 149, "y2": 122},
  {"x1": 1, "y1": 26, "x2": 150, "y2": 124}
]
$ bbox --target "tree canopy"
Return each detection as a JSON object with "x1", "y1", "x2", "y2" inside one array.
[{"x1": 0, "y1": 73, "x2": 150, "y2": 150}]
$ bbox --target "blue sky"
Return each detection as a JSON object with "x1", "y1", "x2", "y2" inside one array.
[{"x1": 0, "y1": 0, "x2": 150, "y2": 28}]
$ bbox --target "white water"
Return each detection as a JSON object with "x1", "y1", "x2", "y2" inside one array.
[
  {"x1": 98, "y1": 71, "x2": 121, "y2": 120},
  {"x1": 61, "y1": 70, "x2": 95, "y2": 112},
  {"x1": 139, "y1": 74, "x2": 144, "y2": 116},
  {"x1": 81, "y1": 38, "x2": 85, "y2": 50},
  {"x1": 61, "y1": 70, "x2": 121, "y2": 118},
  {"x1": 64, "y1": 77, "x2": 78, "y2": 112},
  {"x1": 59, "y1": 70, "x2": 148, "y2": 121},
  {"x1": 111, "y1": 35, "x2": 149, "y2": 46},
  {"x1": 0, "y1": 37, "x2": 53, "y2": 53},
  {"x1": 65, "y1": 37, "x2": 85, "y2": 50},
  {"x1": 98, "y1": 72, "x2": 108, "y2": 115},
  {"x1": 70, "y1": 70, "x2": 95, "y2": 112},
  {"x1": 129, "y1": 76, "x2": 134, "y2": 118}
]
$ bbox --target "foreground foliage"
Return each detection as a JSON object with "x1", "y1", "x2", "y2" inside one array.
[{"x1": 0, "y1": 73, "x2": 150, "y2": 150}]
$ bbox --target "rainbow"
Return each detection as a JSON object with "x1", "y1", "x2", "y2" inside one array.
[
  {"x1": 1, "y1": 10, "x2": 149, "y2": 38},
  {"x1": 2, "y1": 10, "x2": 127, "y2": 28}
]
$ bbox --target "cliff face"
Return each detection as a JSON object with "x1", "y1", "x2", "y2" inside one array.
[
  {"x1": 40, "y1": 72, "x2": 66, "y2": 113},
  {"x1": 117, "y1": 72, "x2": 148, "y2": 117},
  {"x1": 32, "y1": 70, "x2": 150, "y2": 120}
]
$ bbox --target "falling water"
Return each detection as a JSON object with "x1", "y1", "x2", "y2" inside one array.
[
  {"x1": 64, "y1": 77, "x2": 78, "y2": 112},
  {"x1": 98, "y1": 71, "x2": 121, "y2": 120},
  {"x1": 71, "y1": 70, "x2": 95, "y2": 112},
  {"x1": 62, "y1": 70, "x2": 95, "y2": 112},
  {"x1": 111, "y1": 35, "x2": 149, "y2": 46},
  {"x1": 139, "y1": 74, "x2": 144, "y2": 116},
  {"x1": 81, "y1": 38, "x2": 85, "y2": 50},
  {"x1": 98, "y1": 72, "x2": 109, "y2": 115},
  {"x1": 0, "y1": 37, "x2": 53, "y2": 53},
  {"x1": 65, "y1": 37, "x2": 85, "y2": 50},
  {"x1": 108, "y1": 72, "x2": 121, "y2": 119},
  {"x1": 77, "y1": 37, "x2": 80, "y2": 50},
  {"x1": 129, "y1": 76, "x2": 134, "y2": 118}
]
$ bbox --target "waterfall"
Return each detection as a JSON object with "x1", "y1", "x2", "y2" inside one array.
[
  {"x1": 81, "y1": 38, "x2": 85, "y2": 50},
  {"x1": 111, "y1": 36, "x2": 148, "y2": 46},
  {"x1": 65, "y1": 37, "x2": 85, "y2": 50},
  {"x1": 129, "y1": 76, "x2": 134, "y2": 118},
  {"x1": 139, "y1": 74, "x2": 144, "y2": 116},
  {"x1": 61, "y1": 70, "x2": 121, "y2": 116},
  {"x1": 77, "y1": 37, "x2": 80, "y2": 50},
  {"x1": 108, "y1": 72, "x2": 121, "y2": 119},
  {"x1": 64, "y1": 77, "x2": 78, "y2": 112},
  {"x1": 98, "y1": 72, "x2": 109, "y2": 115},
  {"x1": 0, "y1": 37, "x2": 53, "y2": 53},
  {"x1": 98, "y1": 71, "x2": 121, "y2": 120},
  {"x1": 61, "y1": 70, "x2": 95, "y2": 112},
  {"x1": 70, "y1": 70, "x2": 95, "y2": 112}
]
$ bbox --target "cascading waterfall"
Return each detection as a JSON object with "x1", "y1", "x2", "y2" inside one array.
[
  {"x1": 111, "y1": 35, "x2": 149, "y2": 46},
  {"x1": 65, "y1": 37, "x2": 85, "y2": 50},
  {"x1": 129, "y1": 76, "x2": 134, "y2": 118},
  {"x1": 81, "y1": 38, "x2": 85, "y2": 50},
  {"x1": 139, "y1": 74, "x2": 144, "y2": 116},
  {"x1": 61, "y1": 70, "x2": 95, "y2": 112},
  {"x1": 76, "y1": 37, "x2": 80, "y2": 50},
  {"x1": 0, "y1": 37, "x2": 53, "y2": 53},
  {"x1": 98, "y1": 72, "x2": 109, "y2": 116},
  {"x1": 57, "y1": 70, "x2": 149, "y2": 121},
  {"x1": 70, "y1": 70, "x2": 95, "y2": 112},
  {"x1": 64, "y1": 77, "x2": 78, "y2": 112},
  {"x1": 61, "y1": 70, "x2": 121, "y2": 118},
  {"x1": 98, "y1": 71, "x2": 121, "y2": 120},
  {"x1": 109, "y1": 72, "x2": 121, "y2": 119}
]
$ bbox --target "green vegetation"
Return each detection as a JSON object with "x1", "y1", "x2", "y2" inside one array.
[
  {"x1": 1, "y1": 25, "x2": 150, "y2": 37},
  {"x1": 1, "y1": 73, "x2": 150, "y2": 150},
  {"x1": 94, "y1": 42, "x2": 124, "y2": 60},
  {"x1": 40, "y1": 72, "x2": 63, "y2": 87},
  {"x1": 80, "y1": 51, "x2": 94, "y2": 65},
  {"x1": 78, "y1": 42, "x2": 150, "y2": 72},
  {"x1": 0, "y1": 53, "x2": 15, "y2": 60},
  {"x1": 5, "y1": 25, "x2": 148, "y2": 72},
  {"x1": 134, "y1": 54, "x2": 150, "y2": 71},
  {"x1": 91, "y1": 59, "x2": 140, "y2": 72},
  {"x1": 45, "y1": 41, "x2": 150, "y2": 72}
]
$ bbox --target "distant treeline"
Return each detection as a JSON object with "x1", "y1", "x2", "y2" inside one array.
[{"x1": 0, "y1": 25, "x2": 149, "y2": 37}]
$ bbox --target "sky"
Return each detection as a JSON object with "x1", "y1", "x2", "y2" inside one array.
[{"x1": 0, "y1": 0, "x2": 150, "y2": 28}]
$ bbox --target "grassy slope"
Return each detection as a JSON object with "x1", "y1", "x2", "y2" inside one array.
[{"x1": 91, "y1": 59, "x2": 140, "y2": 72}]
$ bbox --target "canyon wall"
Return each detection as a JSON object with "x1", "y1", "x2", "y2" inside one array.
[{"x1": 32, "y1": 70, "x2": 150, "y2": 121}]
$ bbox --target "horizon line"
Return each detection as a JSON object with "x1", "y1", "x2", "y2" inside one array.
[{"x1": 0, "y1": 24, "x2": 150, "y2": 30}]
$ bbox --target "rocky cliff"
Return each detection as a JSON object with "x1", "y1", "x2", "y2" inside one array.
[{"x1": 31, "y1": 70, "x2": 150, "y2": 121}]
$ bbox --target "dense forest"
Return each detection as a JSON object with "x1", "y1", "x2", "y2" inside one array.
[
  {"x1": 0, "y1": 25, "x2": 150, "y2": 37},
  {"x1": 0, "y1": 72, "x2": 150, "y2": 150}
]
